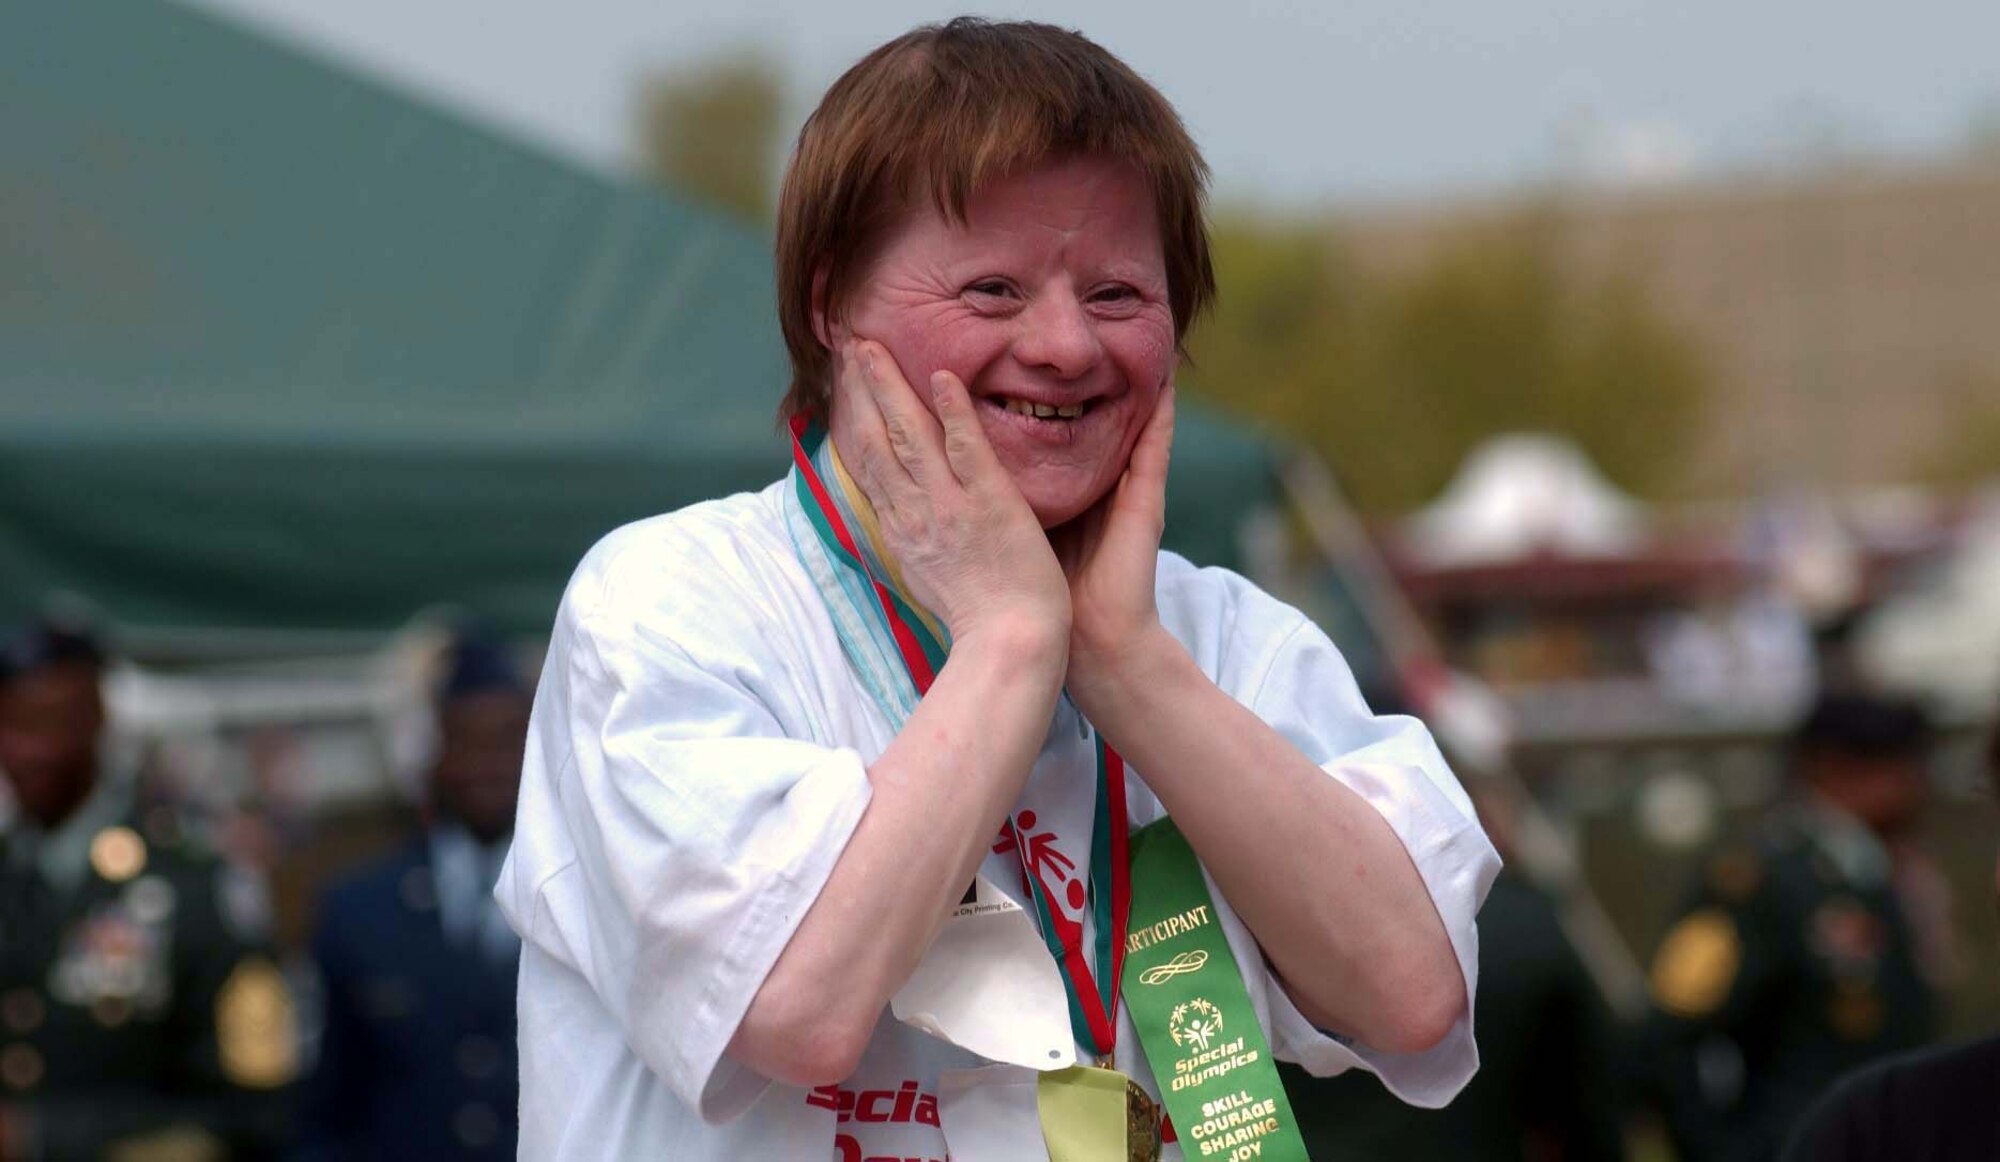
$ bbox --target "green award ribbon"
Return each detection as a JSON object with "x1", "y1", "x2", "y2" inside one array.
[{"x1": 1121, "y1": 820, "x2": 1309, "y2": 1162}]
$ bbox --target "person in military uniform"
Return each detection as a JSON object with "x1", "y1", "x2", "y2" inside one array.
[
  {"x1": 1780, "y1": 699, "x2": 2000, "y2": 1162},
  {"x1": 293, "y1": 633, "x2": 527, "y2": 1162},
  {"x1": 1643, "y1": 691, "x2": 1939, "y2": 1162},
  {"x1": 0, "y1": 618, "x2": 297, "y2": 1160}
]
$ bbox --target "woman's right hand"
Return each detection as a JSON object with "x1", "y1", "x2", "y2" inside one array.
[
  {"x1": 828, "y1": 340, "x2": 1071, "y2": 656},
  {"x1": 735, "y1": 342, "x2": 1073, "y2": 1086}
]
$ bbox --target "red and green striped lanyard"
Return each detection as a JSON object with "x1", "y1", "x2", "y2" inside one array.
[{"x1": 790, "y1": 416, "x2": 1132, "y2": 1062}]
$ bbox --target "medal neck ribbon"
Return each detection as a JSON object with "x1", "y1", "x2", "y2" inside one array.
[{"x1": 789, "y1": 415, "x2": 1130, "y2": 1061}]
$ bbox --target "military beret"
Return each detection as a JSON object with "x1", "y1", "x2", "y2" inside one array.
[
  {"x1": 0, "y1": 617, "x2": 107, "y2": 684},
  {"x1": 438, "y1": 627, "x2": 525, "y2": 702},
  {"x1": 1795, "y1": 691, "x2": 1932, "y2": 758}
]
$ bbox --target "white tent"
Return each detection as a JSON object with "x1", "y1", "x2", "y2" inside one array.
[
  {"x1": 1862, "y1": 484, "x2": 2000, "y2": 715},
  {"x1": 1403, "y1": 434, "x2": 1648, "y2": 566}
]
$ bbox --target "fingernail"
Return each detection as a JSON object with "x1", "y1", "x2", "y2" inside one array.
[{"x1": 860, "y1": 346, "x2": 877, "y2": 381}]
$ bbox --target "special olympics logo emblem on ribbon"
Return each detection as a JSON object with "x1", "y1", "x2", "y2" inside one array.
[
  {"x1": 1139, "y1": 950, "x2": 1209, "y2": 985},
  {"x1": 1169, "y1": 998, "x2": 1224, "y2": 1052}
]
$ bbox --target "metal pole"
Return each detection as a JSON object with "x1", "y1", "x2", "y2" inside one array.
[{"x1": 1279, "y1": 449, "x2": 1650, "y2": 1018}]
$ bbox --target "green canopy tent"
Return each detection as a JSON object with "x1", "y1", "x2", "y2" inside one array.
[{"x1": 1, "y1": 0, "x2": 1278, "y2": 642}]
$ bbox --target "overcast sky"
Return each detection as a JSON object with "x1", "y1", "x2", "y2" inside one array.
[{"x1": 185, "y1": 0, "x2": 1997, "y2": 206}]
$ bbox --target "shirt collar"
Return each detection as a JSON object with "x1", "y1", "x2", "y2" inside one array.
[
  {"x1": 428, "y1": 821, "x2": 510, "y2": 943},
  {"x1": 1797, "y1": 792, "x2": 1892, "y2": 887},
  {"x1": 13, "y1": 771, "x2": 133, "y2": 897}
]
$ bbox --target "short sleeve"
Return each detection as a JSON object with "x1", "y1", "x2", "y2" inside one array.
[
  {"x1": 498, "y1": 549, "x2": 872, "y2": 1123},
  {"x1": 1235, "y1": 613, "x2": 1499, "y2": 1109}
]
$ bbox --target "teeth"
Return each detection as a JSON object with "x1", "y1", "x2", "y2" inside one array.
[{"x1": 1000, "y1": 398, "x2": 1086, "y2": 419}]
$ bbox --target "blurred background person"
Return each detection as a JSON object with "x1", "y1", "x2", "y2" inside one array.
[
  {"x1": 0, "y1": 618, "x2": 296, "y2": 1160},
  {"x1": 1284, "y1": 731, "x2": 1628, "y2": 1162},
  {"x1": 1783, "y1": 710, "x2": 2000, "y2": 1162},
  {"x1": 293, "y1": 632, "x2": 528, "y2": 1162},
  {"x1": 1642, "y1": 691, "x2": 1940, "y2": 1162}
]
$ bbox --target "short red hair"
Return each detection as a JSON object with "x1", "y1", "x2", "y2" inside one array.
[{"x1": 774, "y1": 18, "x2": 1215, "y2": 421}]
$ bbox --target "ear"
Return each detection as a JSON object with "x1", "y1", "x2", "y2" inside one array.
[{"x1": 810, "y1": 266, "x2": 839, "y2": 349}]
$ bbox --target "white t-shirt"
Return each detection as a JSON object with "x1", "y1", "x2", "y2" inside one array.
[{"x1": 498, "y1": 479, "x2": 1499, "y2": 1160}]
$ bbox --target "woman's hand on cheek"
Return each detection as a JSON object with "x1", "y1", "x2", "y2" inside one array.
[
  {"x1": 1053, "y1": 383, "x2": 1176, "y2": 699},
  {"x1": 831, "y1": 339, "x2": 1071, "y2": 654}
]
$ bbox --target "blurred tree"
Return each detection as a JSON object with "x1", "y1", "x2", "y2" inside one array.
[
  {"x1": 1189, "y1": 211, "x2": 1710, "y2": 513},
  {"x1": 1187, "y1": 216, "x2": 1367, "y2": 447},
  {"x1": 638, "y1": 51, "x2": 784, "y2": 223},
  {"x1": 1924, "y1": 368, "x2": 2000, "y2": 484},
  {"x1": 1966, "y1": 97, "x2": 2000, "y2": 161}
]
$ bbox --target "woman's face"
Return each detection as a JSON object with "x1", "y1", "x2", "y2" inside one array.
[{"x1": 840, "y1": 156, "x2": 1176, "y2": 528}]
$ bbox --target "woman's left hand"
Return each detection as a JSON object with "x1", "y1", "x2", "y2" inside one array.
[{"x1": 1052, "y1": 384, "x2": 1176, "y2": 698}]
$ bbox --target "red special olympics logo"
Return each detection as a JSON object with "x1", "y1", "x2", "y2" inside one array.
[{"x1": 993, "y1": 810, "x2": 1086, "y2": 913}]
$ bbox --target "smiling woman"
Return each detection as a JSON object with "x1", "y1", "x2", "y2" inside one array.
[
  {"x1": 498, "y1": 17, "x2": 1498, "y2": 1162},
  {"x1": 835, "y1": 157, "x2": 1175, "y2": 526}
]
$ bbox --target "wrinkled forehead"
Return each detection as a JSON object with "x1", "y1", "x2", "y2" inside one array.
[
  {"x1": 979, "y1": 160, "x2": 1158, "y2": 237},
  {"x1": 877, "y1": 158, "x2": 1166, "y2": 269}
]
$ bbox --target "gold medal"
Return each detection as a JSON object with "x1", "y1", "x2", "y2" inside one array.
[{"x1": 1126, "y1": 1077, "x2": 1162, "y2": 1162}]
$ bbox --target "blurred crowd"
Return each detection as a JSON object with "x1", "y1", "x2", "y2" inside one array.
[
  {"x1": 0, "y1": 617, "x2": 526, "y2": 1161},
  {"x1": 0, "y1": 604, "x2": 1993, "y2": 1161}
]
